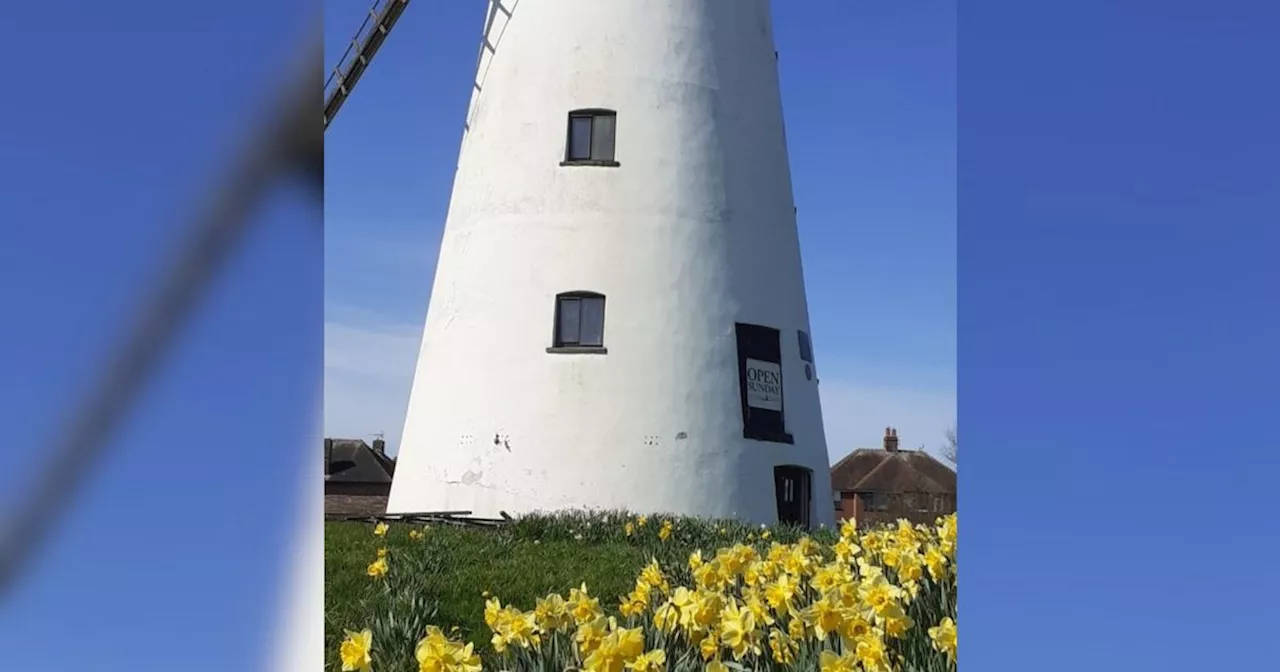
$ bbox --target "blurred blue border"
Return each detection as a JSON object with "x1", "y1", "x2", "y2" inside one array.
[
  {"x1": 0, "y1": 1, "x2": 319, "y2": 669},
  {"x1": 960, "y1": 1, "x2": 1278, "y2": 668}
]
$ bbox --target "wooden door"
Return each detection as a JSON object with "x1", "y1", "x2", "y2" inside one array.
[{"x1": 774, "y1": 465, "x2": 812, "y2": 528}]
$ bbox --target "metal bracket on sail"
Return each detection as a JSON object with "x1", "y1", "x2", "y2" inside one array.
[{"x1": 324, "y1": 0, "x2": 413, "y2": 130}]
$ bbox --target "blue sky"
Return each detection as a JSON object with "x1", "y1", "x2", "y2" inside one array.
[{"x1": 323, "y1": 0, "x2": 958, "y2": 463}]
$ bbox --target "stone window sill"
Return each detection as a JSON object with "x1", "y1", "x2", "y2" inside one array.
[
  {"x1": 560, "y1": 159, "x2": 621, "y2": 167},
  {"x1": 546, "y1": 346, "x2": 608, "y2": 355}
]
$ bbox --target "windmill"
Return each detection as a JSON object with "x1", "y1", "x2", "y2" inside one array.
[{"x1": 328, "y1": 0, "x2": 833, "y2": 527}]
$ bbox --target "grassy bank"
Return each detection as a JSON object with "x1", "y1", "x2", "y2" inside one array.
[{"x1": 325, "y1": 511, "x2": 956, "y2": 671}]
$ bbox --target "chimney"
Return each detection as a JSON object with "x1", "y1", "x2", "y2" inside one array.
[
  {"x1": 372, "y1": 437, "x2": 386, "y2": 456},
  {"x1": 324, "y1": 438, "x2": 333, "y2": 476},
  {"x1": 884, "y1": 427, "x2": 900, "y2": 453}
]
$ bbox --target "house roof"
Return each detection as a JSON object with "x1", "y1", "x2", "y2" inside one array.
[
  {"x1": 830, "y1": 447, "x2": 956, "y2": 494},
  {"x1": 325, "y1": 438, "x2": 396, "y2": 484}
]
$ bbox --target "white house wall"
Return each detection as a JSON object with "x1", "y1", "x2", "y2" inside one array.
[{"x1": 387, "y1": 0, "x2": 834, "y2": 527}]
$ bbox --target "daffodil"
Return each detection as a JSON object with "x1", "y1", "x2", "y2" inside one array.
[
  {"x1": 619, "y1": 581, "x2": 651, "y2": 618},
  {"x1": 638, "y1": 558, "x2": 668, "y2": 593},
  {"x1": 799, "y1": 592, "x2": 846, "y2": 640},
  {"x1": 338, "y1": 629, "x2": 372, "y2": 672},
  {"x1": 690, "y1": 591, "x2": 723, "y2": 633},
  {"x1": 490, "y1": 606, "x2": 540, "y2": 652},
  {"x1": 929, "y1": 616, "x2": 957, "y2": 661},
  {"x1": 718, "y1": 600, "x2": 759, "y2": 659},
  {"x1": 366, "y1": 558, "x2": 387, "y2": 579},
  {"x1": 786, "y1": 613, "x2": 807, "y2": 641},
  {"x1": 414, "y1": 627, "x2": 448, "y2": 670},
  {"x1": 764, "y1": 572, "x2": 799, "y2": 612},
  {"x1": 938, "y1": 513, "x2": 957, "y2": 557},
  {"x1": 833, "y1": 536, "x2": 861, "y2": 563},
  {"x1": 858, "y1": 573, "x2": 903, "y2": 621},
  {"x1": 669, "y1": 586, "x2": 697, "y2": 630},
  {"x1": 819, "y1": 649, "x2": 858, "y2": 672},
  {"x1": 883, "y1": 609, "x2": 914, "y2": 639},
  {"x1": 483, "y1": 597, "x2": 503, "y2": 629},
  {"x1": 854, "y1": 629, "x2": 891, "y2": 672},
  {"x1": 373, "y1": 522, "x2": 388, "y2": 537},
  {"x1": 534, "y1": 592, "x2": 573, "y2": 632},
  {"x1": 924, "y1": 545, "x2": 949, "y2": 581},
  {"x1": 740, "y1": 587, "x2": 774, "y2": 627},
  {"x1": 897, "y1": 549, "x2": 925, "y2": 583},
  {"x1": 575, "y1": 615, "x2": 610, "y2": 657},
  {"x1": 838, "y1": 611, "x2": 873, "y2": 643},
  {"x1": 415, "y1": 626, "x2": 481, "y2": 672},
  {"x1": 653, "y1": 599, "x2": 680, "y2": 633},
  {"x1": 568, "y1": 583, "x2": 603, "y2": 625},
  {"x1": 767, "y1": 628, "x2": 798, "y2": 665},
  {"x1": 698, "y1": 632, "x2": 718, "y2": 660},
  {"x1": 811, "y1": 561, "x2": 853, "y2": 593},
  {"x1": 627, "y1": 649, "x2": 665, "y2": 672},
  {"x1": 583, "y1": 625, "x2": 644, "y2": 672}
]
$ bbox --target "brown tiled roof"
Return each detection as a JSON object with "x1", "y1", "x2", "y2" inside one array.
[
  {"x1": 325, "y1": 438, "x2": 396, "y2": 484},
  {"x1": 831, "y1": 448, "x2": 956, "y2": 494},
  {"x1": 901, "y1": 451, "x2": 957, "y2": 491}
]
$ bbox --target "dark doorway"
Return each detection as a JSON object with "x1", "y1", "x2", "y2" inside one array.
[{"x1": 774, "y1": 465, "x2": 812, "y2": 528}]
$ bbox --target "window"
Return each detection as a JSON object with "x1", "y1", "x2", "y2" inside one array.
[
  {"x1": 798, "y1": 330, "x2": 814, "y2": 363},
  {"x1": 858, "y1": 492, "x2": 889, "y2": 512},
  {"x1": 904, "y1": 493, "x2": 930, "y2": 512},
  {"x1": 563, "y1": 109, "x2": 618, "y2": 165},
  {"x1": 550, "y1": 292, "x2": 606, "y2": 352},
  {"x1": 799, "y1": 330, "x2": 815, "y2": 381}
]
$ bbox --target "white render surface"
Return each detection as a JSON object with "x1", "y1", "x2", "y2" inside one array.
[{"x1": 387, "y1": 0, "x2": 834, "y2": 527}]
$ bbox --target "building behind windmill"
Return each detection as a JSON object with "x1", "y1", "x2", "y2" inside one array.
[
  {"x1": 830, "y1": 428, "x2": 958, "y2": 529},
  {"x1": 387, "y1": 0, "x2": 834, "y2": 527}
]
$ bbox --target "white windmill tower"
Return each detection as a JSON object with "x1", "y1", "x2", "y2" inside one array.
[{"x1": 387, "y1": 0, "x2": 834, "y2": 528}]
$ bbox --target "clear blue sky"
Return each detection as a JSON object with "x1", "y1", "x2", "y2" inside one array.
[
  {"x1": 0, "y1": 1, "x2": 1276, "y2": 671},
  {"x1": 323, "y1": 0, "x2": 958, "y2": 464}
]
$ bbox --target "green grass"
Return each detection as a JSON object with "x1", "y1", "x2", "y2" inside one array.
[
  {"x1": 325, "y1": 511, "x2": 830, "y2": 669},
  {"x1": 324, "y1": 510, "x2": 957, "y2": 672}
]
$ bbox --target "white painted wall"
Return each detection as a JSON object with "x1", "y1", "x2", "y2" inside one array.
[{"x1": 387, "y1": 0, "x2": 834, "y2": 527}]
